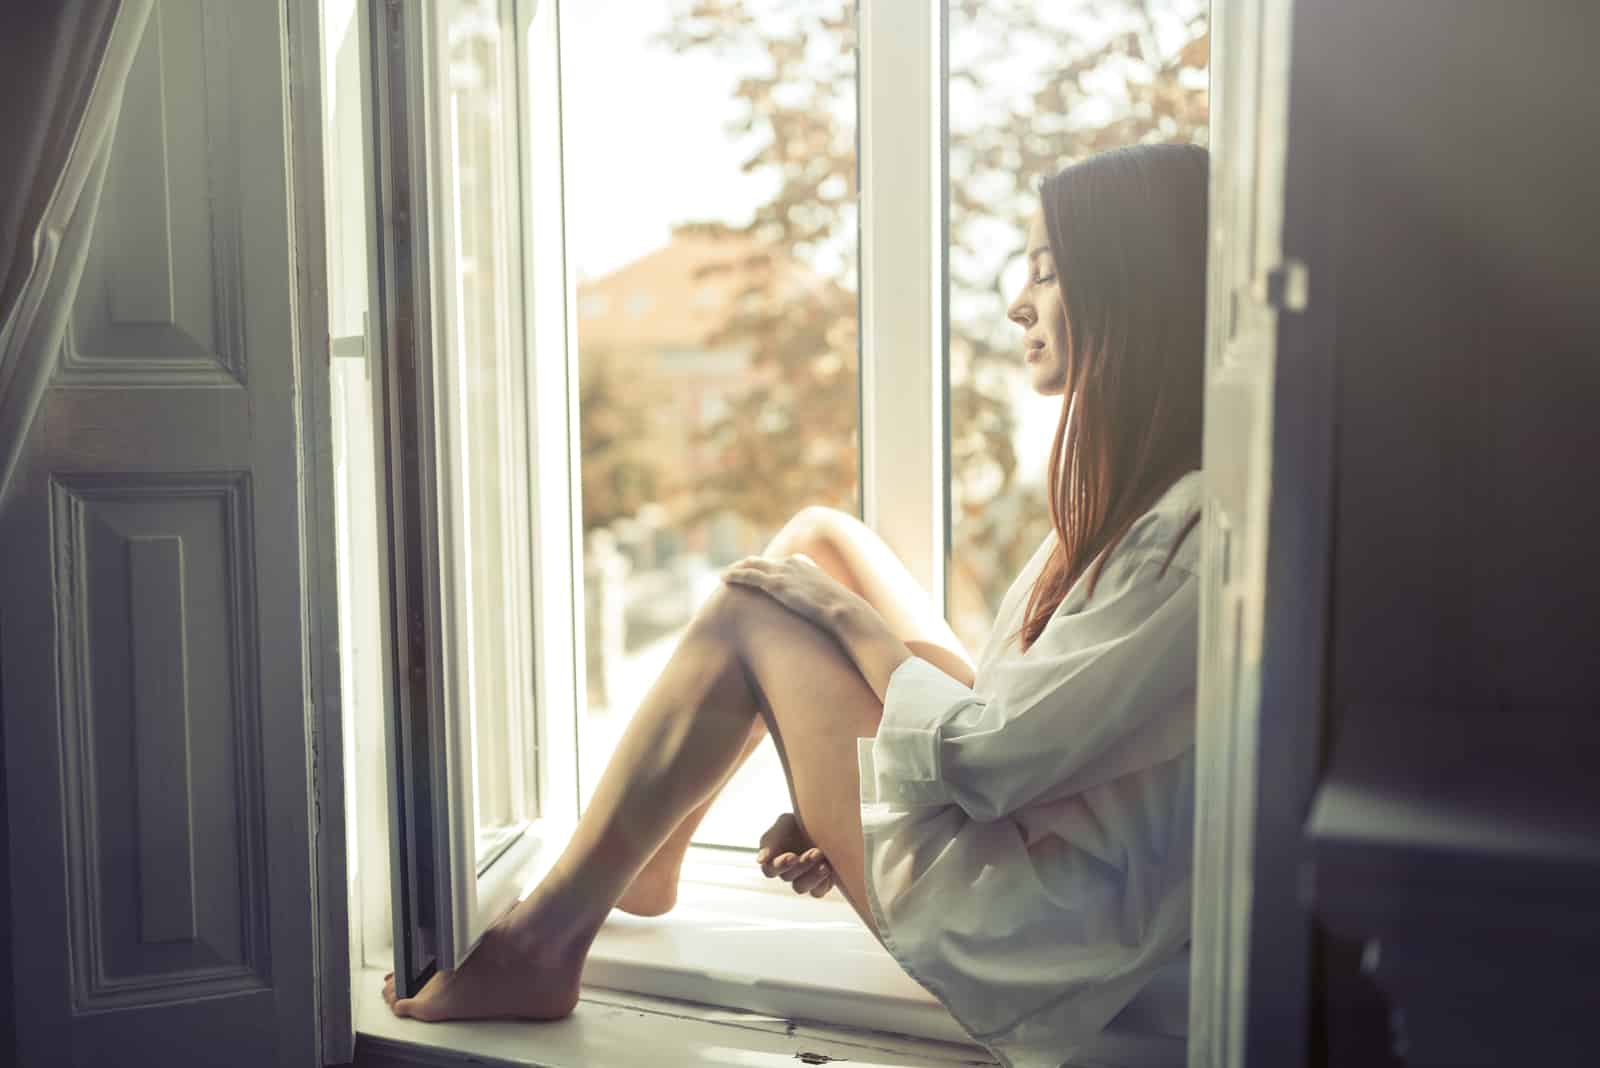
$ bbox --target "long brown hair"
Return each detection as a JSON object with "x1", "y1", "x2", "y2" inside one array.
[{"x1": 1016, "y1": 143, "x2": 1208, "y2": 653}]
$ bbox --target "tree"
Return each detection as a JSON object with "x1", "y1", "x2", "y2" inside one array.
[
  {"x1": 579, "y1": 345, "x2": 672, "y2": 531},
  {"x1": 648, "y1": 0, "x2": 1209, "y2": 646}
]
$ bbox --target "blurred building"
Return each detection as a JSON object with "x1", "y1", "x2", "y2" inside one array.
[{"x1": 575, "y1": 226, "x2": 821, "y2": 562}]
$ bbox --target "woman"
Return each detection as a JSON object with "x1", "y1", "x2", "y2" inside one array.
[{"x1": 384, "y1": 142, "x2": 1209, "y2": 1068}]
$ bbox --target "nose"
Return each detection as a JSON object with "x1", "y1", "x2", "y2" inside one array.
[{"x1": 1008, "y1": 290, "x2": 1034, "y2": 330}]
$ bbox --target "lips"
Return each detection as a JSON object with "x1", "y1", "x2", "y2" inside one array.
[{"x1": 1025, "y1": 341, "x2": 1046, "y2": 362}]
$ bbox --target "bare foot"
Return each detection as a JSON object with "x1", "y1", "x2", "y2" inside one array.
[
  {"x1": 382, "y1": 915, "x2": 583, "y2": 1022},
  {"x1": 615, "y1": 857, "x2": 680, "y2": 917}
]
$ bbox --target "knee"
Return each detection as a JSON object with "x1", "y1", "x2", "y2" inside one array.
[
  {"x1": 691, "y1": 582, "x2": 771, "y2": 646},
  {"x1": 770, "y1": 506, "x2": 842, "y2": 557}
]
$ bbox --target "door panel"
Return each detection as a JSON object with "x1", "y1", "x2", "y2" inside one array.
[
  {"x1": 1191, "y1": 0, "x2": 1340, "y2": 1065},
  {"x1": 52, "y1": 475, "x2": 267, "y2": 1007},
  {"x1": 1, "y1": 2, "x2": 336, "y2": 1064},
  {"x1": 1189, "y1": 0, "x2": 1308, "y2": 1065}
]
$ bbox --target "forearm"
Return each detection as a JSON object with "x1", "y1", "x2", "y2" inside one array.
[{"x1": 827, "y1": 599, "x2": 914, "y2": 703}]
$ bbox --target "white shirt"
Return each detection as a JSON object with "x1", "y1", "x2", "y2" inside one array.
[{"x1": 856, "y1": 470, "x2": 1202, "y2": 1068}]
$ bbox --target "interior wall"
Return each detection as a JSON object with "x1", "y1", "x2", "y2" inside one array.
[
  {"x1": 1329, "y1": 2, "x2": 1600, "y2": 727},
  {"x1": 1311, "y1": 4, "x2": 1600, "y2": 1063}
]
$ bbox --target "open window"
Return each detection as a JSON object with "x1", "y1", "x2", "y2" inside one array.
[{"x1": 322, "y1": 0, "x2": 1221, "y2": 1056}]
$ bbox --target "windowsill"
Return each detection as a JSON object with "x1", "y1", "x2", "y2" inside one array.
[
  {"x1": 355, "y1": 965, "x2": 992, "y2": 1067},
  {"x1": 356, "y1": 859, "x2": 1190, "y2": 1067},
  {"x1": 586, "y1": 872, "x2": 972, "y2": 1046}
]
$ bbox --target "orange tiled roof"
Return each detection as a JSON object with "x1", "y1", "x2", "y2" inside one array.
[{"x1": 574, "y1": 229, "x2": 817, "y2": 351}]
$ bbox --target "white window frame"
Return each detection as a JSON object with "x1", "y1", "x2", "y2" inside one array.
[
  {"x1": 352, "y1": 0, "x2": 556, "y2": 984},
  {"x1": 490, "y1": 0, "x2": 991, "y2": 1042},
  {"x1": 417, "y1": 0, "x2": 545, "y2": 963},
  {"x1": 516, "y1": 0, "x2": 947, "y2": 843},
  {"x1": 857, "y1": 0, "x2": 950, "y2": 604},
  {"x1": 340, "y1": 0, "x2": 1213, "y2": 1059}
]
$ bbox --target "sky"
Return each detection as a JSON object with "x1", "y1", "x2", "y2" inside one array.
[{"x1": 560, "y1": 0, "x2": 775, "y2": 280}]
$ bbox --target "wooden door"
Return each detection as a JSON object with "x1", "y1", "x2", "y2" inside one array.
[
  {"x1": 1189, "y1": 0, "x2": 1336, "y2": 1064},
  {"x1": 0, "y1": 2, "x2": 341, "y2": 1064}
]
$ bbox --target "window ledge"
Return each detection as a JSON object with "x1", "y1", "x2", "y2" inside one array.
[
  {"x1": 587, "y1": 877, "x2": 971, "y2": 1045},
  {"x1": 354, "y1": 966, "x2": 994, "y2": 1067},
  {"x1": 356, "y1": 872, "x2": 1189, "y2": 1068}
]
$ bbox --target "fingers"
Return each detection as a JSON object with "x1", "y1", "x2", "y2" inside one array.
[
  {"x1": 761, "y1": 850, "x2": 807, "y2": 879},
  {"x1": 724, "y1": 554, "x2": 805, "y2": 589},
  {"x1": 792, "y1": 860, "x2": 833, "y2": 896},
  {"x1": 760, "y1": 847, "x2": 828, "y2": 886},
  {"x1": 754, "y1": 842, "x2": 833, "y2": 897}
]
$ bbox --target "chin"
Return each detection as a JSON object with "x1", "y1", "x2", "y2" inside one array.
[{"x1": 1029, "y1": 363, "x2": 1068, "y2": 396}]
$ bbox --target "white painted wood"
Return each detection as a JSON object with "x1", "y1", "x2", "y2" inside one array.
[
  {"x1": 578, "y1": 878, "x2": 1189, "y2": 1062},
  {"x1": 1189, "y1": 2, "x2": 1327, "y2": 1067},
  {"x1": 286, "y1": 0, "x2": 356, "y2": 1058},
  {"x1": 318, "y1": 0, "x2": 394, "y2": 993},
  {"x1": 1, "y1": 0, "x2": 343, "y2": 1064},
  {"x1": 421, "y1": 0, "x2": 541, "y2": 964},
  {"x1": 355, "y1": 959, "x2": 1188, "y2": 1068},
  {"x1": 353, "y1": 964, "x2": 996, "y2": 1068},
  {"x1": 62, "y1": 0, "x2": 245, "y2": 386},
  {"x1": 857, "y1": 0, "x2": 947, "y2": 606},
  {"x1": 519, "y1": 0, "x2": 583, "y2": 834},
  {"x1": 368, "y1": 0, "x2": 546, "y2": 985}
]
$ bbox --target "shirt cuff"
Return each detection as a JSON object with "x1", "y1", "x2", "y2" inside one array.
[{"x1": 858, "y1": 656, "x2": 966, "y2": 807}]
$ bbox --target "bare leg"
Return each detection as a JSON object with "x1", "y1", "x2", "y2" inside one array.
[
  {"x1": 612, "y1": 717, "x2": 765, "y2": 916},
  {"x1": 614, "y1": 505, "x2": 972, "y2": 914},
  {"x1": 615, "y1": 507, "x2": 972, "y2": 915},
  {"x1": 384, "y1": 584, "x2": 885, "y2": 1022}
]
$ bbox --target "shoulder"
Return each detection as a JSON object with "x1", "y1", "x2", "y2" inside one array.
[{"x1": 1107, "y1": 469, "x2": 1204, "y2": 580}]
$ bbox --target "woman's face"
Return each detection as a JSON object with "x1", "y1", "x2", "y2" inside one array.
[{"x1": 1007, "y1": 210, "x2": 1070, "y2": 396}]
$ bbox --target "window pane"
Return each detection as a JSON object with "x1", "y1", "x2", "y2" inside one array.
[
  {"x1": 945, "y1": 0, "x2": 1210, "y2": 652},
  {"x1": 562, "y1": 1, "x2": 860, "y2": 849},
  {"x1": 437, "y1": 0, "x2": 535, "y2": 869},
  {"x1": 321, "y1": 0, "x2": 394, "y2": 965}
]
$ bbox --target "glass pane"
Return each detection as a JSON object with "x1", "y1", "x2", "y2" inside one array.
[
  {"x1": 561, "y1": 1, "x2": 860, "y2": 849},
  {"x1": 945, "y1": 0, "x2": 1211, "y2": 652},
  {"x1": 321, "y1": 0, "x2": 394, "y2": 966},
  {"x1": 436, "y1": 0, "x2": 535, "y2": 870}
]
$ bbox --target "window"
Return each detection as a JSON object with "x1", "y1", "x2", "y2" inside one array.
[
  {"x1": 325, "y1": 0, "x2": 1209, "y2": 1045},
  {"x1": 561, "y1": 0, "x2": 860, "y2": 851},
  {"x1": 944, "y1": 1, "x2": 1210, "y2": 650}
]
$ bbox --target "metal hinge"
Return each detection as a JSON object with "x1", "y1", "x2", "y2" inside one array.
[{"x1": 1252, "y1": 259, "x2": 1309, "y2": 312}]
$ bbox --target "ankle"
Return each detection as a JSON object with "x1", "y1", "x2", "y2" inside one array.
[{"x1": 502, "y1": 890, "x2": 603, "y2": 964}]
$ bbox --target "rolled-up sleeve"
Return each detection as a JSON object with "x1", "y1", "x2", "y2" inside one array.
[{"x1": 859, "y1": 555, "x2": 1198, "y2": 822}]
